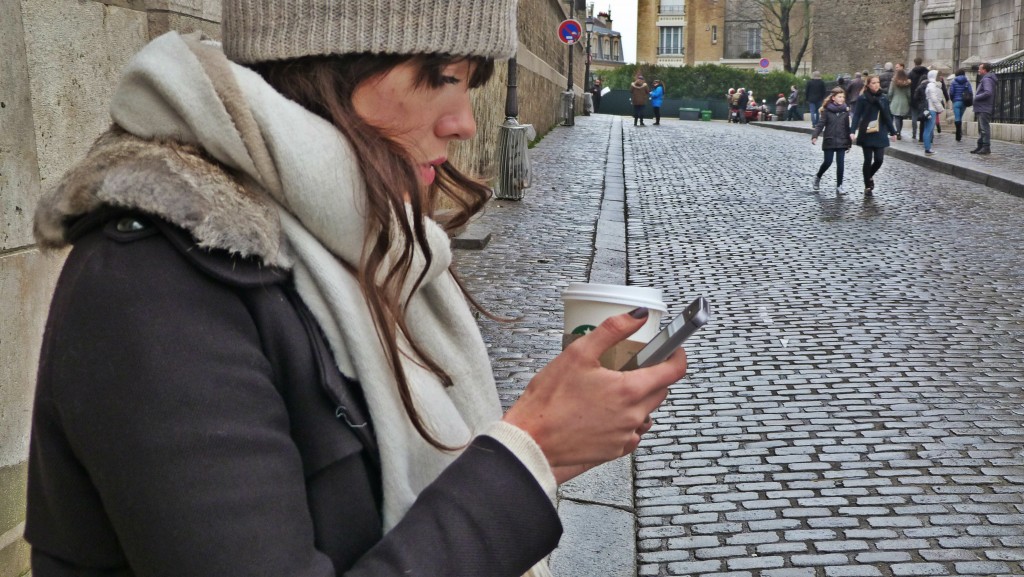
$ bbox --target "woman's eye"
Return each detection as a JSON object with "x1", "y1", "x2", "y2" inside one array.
[{"x1": 441, "y1": 75, "x2": 460, "y2": 86}]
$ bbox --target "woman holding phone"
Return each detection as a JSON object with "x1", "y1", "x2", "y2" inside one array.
[{"x1": 25, "y1": 2, "x2": 688, "y2": 575}]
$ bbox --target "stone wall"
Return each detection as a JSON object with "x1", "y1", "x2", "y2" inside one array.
[
  {"x1": 811, "y1": 0, "x2": 915, "y2": 75},
  {"x1": 0, "y1": 1, "x2": 574, "y2": 575}
]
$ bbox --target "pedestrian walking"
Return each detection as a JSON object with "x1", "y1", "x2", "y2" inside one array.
[
  {"x1": 879, "y1": 62, "x2": 894, "y2": 93},
  {"x1": 908, "y1": 57, "x2": 929, "y2": 140},
  {"x1": 805, "y1": 70, "x2": 826, "y2": 127},
  {"x1": 24, "y1": 2, "x2": 689, "y2": 575},
  {"x1": 887, "y1": 65, "x2": 911, "y2": 140},
  {"x1": 737, "y1": 88, "x2": 750, "y2": 124},
  {"x1": 728, "y1": 88, "x2": 740, "y2": 122},
  {"x1": 851, "y1": 75, "x2": 898, "y2": 197},
  {"x1": 776, "y1": 93, "x2": 788, "y2": 120},
  {"x1": 811, "y1": 87, "x2": 852, "y2": 194},
  {"x1": 787, "y1": 85, "x2": 800, "y2": 121},
  {"x1": 650, "y1": 79, "x2": 665, "y2": 125},
  {"x1": 971, "y1": 62, "x2": 998, "y2": 155},
  {"x1": 590, "y1": 78, "x2": 603, "y2": 113},
  {"x1": 922, "y1": 69, "x2": 944, "y2": 155},
  {"x1": 845, "y1": 72, "x2": 864, "y2": 105},
  {"x1": 948, "y1": 69, "x2": 973, "y2": 142},
  {"x1": 933, "y1": 70, "x2": 950, "y2": 133},
  {"x1": 631, "y1": 74, "x2": 651, "y2": 126}
]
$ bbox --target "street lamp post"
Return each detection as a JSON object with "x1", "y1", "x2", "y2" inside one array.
[
  {"x1": 562, "y1": 0, "x2": 576, "y2": 126},
  {"x1": 583, "y1": 12, "x2": 593, "y2": 115}
]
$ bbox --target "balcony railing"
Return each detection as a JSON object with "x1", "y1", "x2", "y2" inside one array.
[
  {"x1": 659, "y1": 5, "x2": 685, "y2": 14},
  {"x1": 657, "y1": 47, "x2": 685, "y2": 56}
]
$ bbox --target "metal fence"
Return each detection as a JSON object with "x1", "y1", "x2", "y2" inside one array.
[{"x1": 991, "y1": 55, "x2": 1024, "y2": 124}]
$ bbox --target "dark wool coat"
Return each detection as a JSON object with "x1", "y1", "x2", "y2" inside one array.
[
  {"x1": 974, "y1": 72, "x2": 998, "y2": 114},
  {"x1": 851, "y1": 92, "x2": 898, "y2": 149},
  {"x1": 812, "y1": 104, "x2": 852, "y2": 150},
  {"x1": 26, "y1": 134, "x2": 561, "y2": 577},
  {"x1": 805, "y1": 78, "x2": 826, "y2": 104}
]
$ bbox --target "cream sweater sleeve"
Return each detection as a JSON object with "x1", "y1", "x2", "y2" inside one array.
[{"x1": 481, "y1": 421, "x2": 558, "y2": 502}]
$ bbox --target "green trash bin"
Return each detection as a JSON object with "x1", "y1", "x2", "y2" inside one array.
[{"x1": 700, "y1": 110, "x2": 712, "y2": 121}]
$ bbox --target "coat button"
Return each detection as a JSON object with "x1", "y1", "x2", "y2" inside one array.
[{"x1": 115, "y1": 217, "x2": 148, "y2": 232}]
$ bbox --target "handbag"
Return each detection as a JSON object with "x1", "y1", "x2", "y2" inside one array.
[
  {"x1": 866, "y1": 120, "x2": 879, "y2": 134},
  {"x1": 962, "y1": 90, "x2": 973, "y2": 107}
]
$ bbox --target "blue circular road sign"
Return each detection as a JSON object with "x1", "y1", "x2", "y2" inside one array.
[{"x1": 558, "y1": 19, "x2": 583, "y2": 45}]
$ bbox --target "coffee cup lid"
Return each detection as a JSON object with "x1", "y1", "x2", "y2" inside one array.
[{"x1": 561, "y1": 283, "x2": 668, "y2": 312}]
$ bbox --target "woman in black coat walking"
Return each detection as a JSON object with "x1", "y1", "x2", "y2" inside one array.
[
  {"x1": 850, "y1": 75, "x2": 898, "y2": 197},
  {"x1": 811, "y1": 87, "x2": 852, "y2": 194}
]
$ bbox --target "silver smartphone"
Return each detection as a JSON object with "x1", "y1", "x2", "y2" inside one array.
[{"x1": 619, "y1": 296, "x2": 710, "y2": 371}]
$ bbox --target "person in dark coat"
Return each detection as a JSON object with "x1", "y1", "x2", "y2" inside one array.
[
  {"x1": 845, "y1": 72, "x2": 864, "y2": 106},
  {"x1": 971, "y1": 62, "x2": 999, "y2": 154},
  {"x1": 878, "y1": 62, "x2": 894, "y2": 93},
  {"x1": 908, "y1": 57, "x2": 930, "y2": 140},
  {"x1": 736, "y1": 88, "x2": 750, "y2": 123},
  {"x1": 850, "y1": 75, "x2": 898, "y2": 197},
  {"x1": 630, "y1": 74, "x2": 651, "y2": 125},
  {"x1": 787, "y1": 85, "x2": 801, "y2": 120},
  {"x1": 24, "y1": 2, "x2": 689, "y2": 576},
  {"x1": 811, "y1": 87, "x2": 852, "y2": 194},
  {"x1": 805, "y1": 70, "x2": 827, "y2": 127},
  {"x1": 590, "y1": 78, "x2": 603, "y2": 113}
]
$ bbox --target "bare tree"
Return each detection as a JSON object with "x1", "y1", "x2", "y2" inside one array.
[{"x1": 727, "y1": 0, "x2": 811, "y2": 73}]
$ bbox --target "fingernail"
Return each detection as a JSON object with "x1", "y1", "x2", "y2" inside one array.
[{"x1": 629, "y1": 307, "x2": 649, "y2": 319}]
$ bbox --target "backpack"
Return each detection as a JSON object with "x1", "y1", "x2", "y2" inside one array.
[
  {"x1": 962, "y1": 83, "x2": 974, "y2": 107},
  {"x1": 913, "y1": 80, "x2": 929, "y2": 107}
]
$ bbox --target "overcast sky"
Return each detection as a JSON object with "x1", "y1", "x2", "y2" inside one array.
[{"x1": 595, "y1": 0, "x2": 638, "y2": 64}]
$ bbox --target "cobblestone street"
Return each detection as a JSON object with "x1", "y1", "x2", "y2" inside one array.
[{"x1": 457, "y1": 114, "x2": 1024, "y2": 577}]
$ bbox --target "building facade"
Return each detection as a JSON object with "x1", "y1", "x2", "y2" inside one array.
[
  {"x1": 637, "y1": 0, "x2": 687, "y2": 66},
  {"x1": 587, "y1": 9, "x2": 627, "y2": 79},
  {"x1": 638, "y1": 0, "x2": 812, "y2": 72},
  {"x1": 686, "y1": 0, "x2": 727, "y2": 65}
]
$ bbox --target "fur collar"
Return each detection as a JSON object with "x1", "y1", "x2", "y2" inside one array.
[{"x1": 34, "y1": 127, "x2": 288, "y2": 268}]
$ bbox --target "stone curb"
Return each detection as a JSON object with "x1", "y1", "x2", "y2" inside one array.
[
  {"x1": 549, "y1": 116, "x2": 637, "y2": 577},
  {"x1": 753, "y1": 120, "x2": 1024, "y2": 199}
]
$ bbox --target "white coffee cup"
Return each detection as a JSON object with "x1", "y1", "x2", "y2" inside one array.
[{"x1": 561, "y1": 283, "x2": 667, "y2": 344}]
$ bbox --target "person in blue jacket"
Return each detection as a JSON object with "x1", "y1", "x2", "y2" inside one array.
[
  {"x1": 947, "y1": 69, "x2": 973, "y2": 142},
  {"x1": 650, "y1": 79, "x2": 665, "y2": 125}
]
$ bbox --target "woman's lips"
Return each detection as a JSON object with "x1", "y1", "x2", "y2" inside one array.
[
  {"x1": 418, "y1": 158, "x2": 445, "y2": 186},
  {"x1": 419, "y1": 164, "x2": 436, "y2": 185}
]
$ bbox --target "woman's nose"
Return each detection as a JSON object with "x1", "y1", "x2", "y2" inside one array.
[{"x1": 439, "y1": 97, "x2": 477, "y2": 141}]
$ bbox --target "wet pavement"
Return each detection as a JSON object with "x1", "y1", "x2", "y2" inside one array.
[{"x1": 455, "y1": 114, "x2": 1024, "y2": 577}]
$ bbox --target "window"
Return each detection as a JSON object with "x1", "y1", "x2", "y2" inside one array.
[
  {"x1": 746, "y1": 27, "x2": 761, "y2": 54},
  {"x1": 660, "y1": 0, "x2": 684, "y2": 14},
  {"x1": 659, "y1": 26, "x2": 683, "y2": 55},
  {"x1": 712, "y1": 25, "x2": 718, "y2": 43}
]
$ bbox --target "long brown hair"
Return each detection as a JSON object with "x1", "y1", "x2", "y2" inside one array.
[
  {"x1": 893, "y1": 68, "x2": 911, "y2": 88},
  {"x1": 251, "y1": 54, "x2": 495, "y2": 450}
]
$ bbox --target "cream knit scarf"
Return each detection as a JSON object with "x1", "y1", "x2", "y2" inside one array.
[{"x1": 106, "y1": 33, "x2": 548, "y2": 568}]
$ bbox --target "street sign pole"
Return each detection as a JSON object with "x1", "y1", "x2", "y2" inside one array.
[{"x1": 557, "y1": 15, "x2": 583, "y2": 126}]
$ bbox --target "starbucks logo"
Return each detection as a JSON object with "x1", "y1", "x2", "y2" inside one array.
[{"x1": 571, "y1": 324, "x2": 597, "y2": 335}]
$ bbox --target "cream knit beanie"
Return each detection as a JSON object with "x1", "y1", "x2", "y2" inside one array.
[{"x1": 222, "y1": 0, "x2": 518, "y2": 64}]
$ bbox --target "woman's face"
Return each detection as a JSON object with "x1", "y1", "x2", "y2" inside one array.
[
  {"x1": 867, "y1": 77, "x2": 881, "y2": 92},
  {"x1": 352, "y1": 60, "x2": 478, "y2": 188},
  {"x1": 833, "y1": 93, "x2": 845, "y2": 105}
]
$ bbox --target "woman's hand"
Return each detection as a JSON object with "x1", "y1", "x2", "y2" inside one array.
[
  {"x1": 503, "y1": 309, "x2": 687, "y2": 483},
  {"x1": 811, "y1": 137, "x2": 817, "y2": 145}
]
